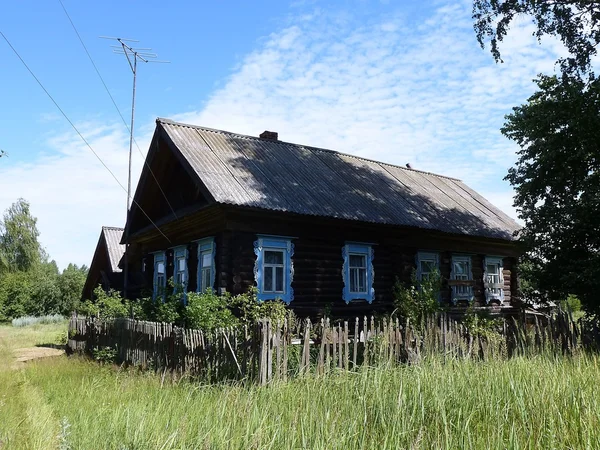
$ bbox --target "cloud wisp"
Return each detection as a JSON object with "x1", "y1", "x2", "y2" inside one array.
[{"x1": 0, "y1": 0, "x2": 564, "y2": 268}]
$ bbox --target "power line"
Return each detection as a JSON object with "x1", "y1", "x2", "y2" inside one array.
[
  {"x1": 58, "y1": 0, "x2": 178, "y2": 220},
  {"x1": 0, "y1": 30, "x2": 171, "y2": 244}
]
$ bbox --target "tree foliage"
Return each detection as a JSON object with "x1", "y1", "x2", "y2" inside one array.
[
  {"x1": 473, "y1": 0, "x2": 600, "y2": 77},
  {"x1": 503, "y1": 74, "x2": 600, "y2": 310},
  {"x1": 0, "y1": 198, "x2": 42, "y2": 272},
  {"x1": 0, "y1": 199, "x2": 88, "y2": 321}
]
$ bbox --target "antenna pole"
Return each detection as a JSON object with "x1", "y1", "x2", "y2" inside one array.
[
  {"x1": 103, "y1": 36, "x2": 169, "y2": 302},
  {"x1": 127, "y1": 54, "x2": 137, "y2": 211}
]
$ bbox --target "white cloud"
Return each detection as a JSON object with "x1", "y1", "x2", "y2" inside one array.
[
  {"x1": 1, "y1": 0, "x2": 565, "y2": 268},
  {"x1": 0, "y1": 123, "x2": 147, "y2": 270}
]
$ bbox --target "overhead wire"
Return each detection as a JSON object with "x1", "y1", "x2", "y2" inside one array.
[
  {"x1": 57, "y1": 0, "x2": 178, "y2": 220},
  {"x1": 0, "y1": 30, "x2": 171, "y2": 244}
]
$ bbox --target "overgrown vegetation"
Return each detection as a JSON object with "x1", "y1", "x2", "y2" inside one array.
[
  {"x1": 473, "y1": 1, "x2": 600, "y2": 314},
  {"x1": 76, "y1": 284, "x2": 291, "y2": 330},
  {"x1": 0, "y1": 198, "x2": 88, "y2": 321},
  {"x1": 11, "y1": 314, "x2": 65, "y2": 327},
  {"x1": 3, "y1": 332, "x2": 600, "y2": 449},
  {"x1": 393, "y1": 270, "x2": 443, "y2": 327}
]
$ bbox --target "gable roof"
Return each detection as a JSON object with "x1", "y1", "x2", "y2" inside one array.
[
  {"x1": 101, "y1": 226, "x2": 125, "y2": 273},
  {"x1": 154, "y1": 118, "x2": 520, "y2": 241}
]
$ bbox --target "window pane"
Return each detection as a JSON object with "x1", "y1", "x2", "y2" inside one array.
[
  {"x1": 421, "y1": 260, "x2": 434, "y2": 274},
  {"x1": 202, "y1": 252, "x2": 212, "y2": 268},
  {"x1": 487, "y1": 264, "x2": 498, "y2": 275},
  {"x1": 264, "y1": 266, "x2": 274, "y2": 292},
  {"x1": 178, "y1": 258, "x2": 186, "y2": 271},
  {"x1": 349, "y1": 254, "x2": 366, "y2": 268},
  {"x1": 358, "y1": 268, "x2": 367, "y2": 292},
  {"x1": 265, "y1": 250, "x2": 283, "y2": 265},
  {"x1": 275, "y1": 267, "x2": 284, "y2": 292},
  {"x1": 350, "y1": 268, "x2": 358, "y2": 292},
  {"x1": 202, "y1": 268, "x2": 211, "y2": 291},
  {"x1": 157, "y1": 262, "x2": 165, "y2": 274},
  {"x1": 454, "y1": 261, "x2": 467, "y2": 275}
]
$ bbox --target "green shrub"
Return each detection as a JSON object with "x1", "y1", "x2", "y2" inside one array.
[
  {"x1": 184, "y1": 290, "x2": 239, "y2": 330},
  {"x1": 228, "y1": 288, "x2": 289, "y2": 326},
  {"x1": 560, "y1": 294, "x2": 582, "y2": 313},
  {"x1": 393, "y1": 270, "x2": 443, "y2": 327},
  {"x1": 92, "y1": 346, "x2": 118, "y2": 364},
  {"x1": 76, "y1": 287, "x2": 128, "y2": 319},
  {"x1": 463, "y1": 306, "x2": 502, "y2": 338}
]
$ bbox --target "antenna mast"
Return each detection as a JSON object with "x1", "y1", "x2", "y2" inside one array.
[{"x1": 101, "y1": 36, "x2": 168, "y2": 299}]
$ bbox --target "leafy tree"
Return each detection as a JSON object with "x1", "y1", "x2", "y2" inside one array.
[
  {"x1": 57, "y1": 263, "x2": 88, "y2": 315},
  {"x1": 473, "y1": 0, "x2": 600, "y2": 77},
  {"x1": 503, "y1": 74, "x2": 600, "y2": 311},
  {"x1": 26, "y1": 261, "x2": 61, "y2": 316},
  {"x1": 0, "y1": 198, "x2": 42, "y2": 272},
  {"x1": 0, "y1": 271, "x2": 31, "y2": 321}
]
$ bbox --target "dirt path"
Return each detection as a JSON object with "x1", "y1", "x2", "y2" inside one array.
[{"x1": 13, "y1": 346, "x2": 65, "y2": 365}]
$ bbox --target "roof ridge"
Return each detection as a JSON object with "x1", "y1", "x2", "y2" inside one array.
[{"x1": 156, "y1": 117, "x2": 462, "y2": 182}]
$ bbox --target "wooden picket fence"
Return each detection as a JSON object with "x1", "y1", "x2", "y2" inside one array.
[{"x1": 68, "y1": 310, "x2": 599, "y2": 385}]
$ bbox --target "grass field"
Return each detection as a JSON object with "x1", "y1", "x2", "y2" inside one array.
[{"x1": 1, "y1": 322, "x2": 600, "y2": 449}]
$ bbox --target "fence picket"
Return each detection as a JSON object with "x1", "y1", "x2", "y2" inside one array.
[{"x1": 66, "y1": 311, "x2": 593, "y2": 385}]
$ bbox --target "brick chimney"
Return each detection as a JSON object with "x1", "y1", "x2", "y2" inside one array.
[{"x1": 259, "y1": 130, "x2": 278, "y2": 141}]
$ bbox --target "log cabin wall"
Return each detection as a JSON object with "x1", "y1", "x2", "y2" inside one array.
[
  {"x1": 218, "y1": 208, "x2": 519, "y2": 318},
  {"x1": 128, "y1": 206, "x2": 519, "y2": 318}
]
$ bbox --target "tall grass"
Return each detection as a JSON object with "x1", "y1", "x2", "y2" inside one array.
[
  {"x1": 11, "y1": 314, "x2": 65, "y2": 327},
  {"x1": 2, "y1": 354, "x2": 600, "y2": 449}
]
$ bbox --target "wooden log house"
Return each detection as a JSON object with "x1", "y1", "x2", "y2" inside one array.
[
  {"x1": 82, "y1": 226, "x2": 126, "y2": 300},
  {"x1": 112, "y1": 118, "x2": 521, "y2": 318}
]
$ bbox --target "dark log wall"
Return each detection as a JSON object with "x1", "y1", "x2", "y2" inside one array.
[
  {"x1": 222, "y1": 227, "x2": 518, "y2": 318},
  {"x1": 128, "y1": 205, "x2": 519, "y2": 318}
]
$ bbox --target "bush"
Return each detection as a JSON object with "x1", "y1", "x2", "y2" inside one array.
[
  {"x1": 184, "y1": 290, "x2": 239, "y2": 330},
  {"x1": 393, "y1": 270, "x2": 443, "y2": 327},
  {"x1": 78, "y1": 284, "x2": 292, "y2": 331},
  {"x1": 76, "y1": 287, "x2": 130, "y2": 319},
  {"x1": 11, "y1": 314, "x2": 65, "y2": 327},
  {"x1": 463, "y1": 306, "x2": 502, "y2": 338},
  {"x1": 92, "y1": 346, "x2": 118, "y2": 364},
  {"x1": 228, "y1": 288, "x2": 289, "y2": 326}
]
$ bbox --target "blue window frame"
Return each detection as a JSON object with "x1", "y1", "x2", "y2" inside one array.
[
  {"x1": 484, "y1": 256, "x2": 504, "y2": 304},
  {"x1": 450, "y1": 255, "x2": 474, "y2": 304},
  {"x1": 342, "y1": 243, "x2": 374, "y2": 303},
  {"x1": 254, "y1": 235, "x2": 294, "y2": 303},
  {"x1": 152, "y1": 251, "x2": 166, "y2": 301},
  {"x1": 196, "y1": 237, "x2": 216, "y2": 293},
  {"x1": 172, "y1": 246, "x2": 188, "y2": 299},
  {"x1": 416, "y1": 251, "x2": 439, "y2": 281}
]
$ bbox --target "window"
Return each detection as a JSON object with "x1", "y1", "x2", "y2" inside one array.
[
  {"x1": 196, "y1": 237, "x2": 216, "y2": 293},
  {"x1": 416, "y1": 252, "x2": 439, "y2": 281},
  {"x1": 152, "y1": 251, "x2": 166, "y2": 301},
  {"x1": 484, "y1": 256, "x2": 504, "y2": 304},
  {"x1": 254, "y1": 235, "x2": 294, "y2": 303},
  {"x1": 172, "y1": 246, "x2": 188, "y2": 302},
  {"x1": 450, "y1": 255, "x2": 473, "y2": 303},
  {"x1": 342, "y1": 243, "x2": 374, "y2": 303},
  {"x1": 172, "y1": 246, "x2": 188, "y2": 288}
]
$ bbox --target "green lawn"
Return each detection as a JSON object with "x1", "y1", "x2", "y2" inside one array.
[{"x1": 1, "y1": 322, "x2": 600, "y2": 449}]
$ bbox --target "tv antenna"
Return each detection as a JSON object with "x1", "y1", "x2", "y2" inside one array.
[
  {"x1": 100, "y1": 36, "x2": 169, "y2": 212},
  {"x1": 100, "y1": 36, "x2": 169, "y2": 300}
]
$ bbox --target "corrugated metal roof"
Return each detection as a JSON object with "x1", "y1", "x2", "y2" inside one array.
[
  {"x1": 102, "y1": 226, "x2": 125, "y2": 273},
  {"x1": 158, "y1": 118, "x2": 521, "y2": 240}
]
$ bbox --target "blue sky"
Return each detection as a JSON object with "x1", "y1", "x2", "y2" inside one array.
[{"x1": 0, "y1": 0, "x2": 563, "y2": 269}]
